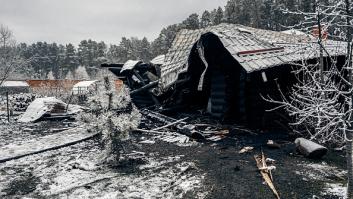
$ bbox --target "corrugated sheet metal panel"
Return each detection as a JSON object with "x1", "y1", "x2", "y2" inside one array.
[
  {"x1": 150, "y1": 55, "x2": 166, "y2": 65},
  {"x1": 159, "y1": 23, "x2": 347, "y2": 90}
]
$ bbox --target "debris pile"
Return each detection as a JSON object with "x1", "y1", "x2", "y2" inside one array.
[
  {"x1": 18, "y1": 97, "x2": 83, "y2": 123},
  {"x1": 136, "y1": 109, "x2": 233, "y2": 143},
  {"x1": 102, "y1": 60, "x2": 161, "y2": 108}
]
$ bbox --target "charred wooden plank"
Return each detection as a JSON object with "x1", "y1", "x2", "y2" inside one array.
[{"x1": 254, "y1": 152, "x2": 280, "y2": 199}]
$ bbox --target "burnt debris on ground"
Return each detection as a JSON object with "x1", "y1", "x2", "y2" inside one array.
[{"x1": 0, "y1": 23, "x2": 349, "y2": 198}]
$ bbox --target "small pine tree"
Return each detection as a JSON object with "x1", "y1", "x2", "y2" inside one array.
[
  {"x1": 79, "y1": 77, "x2": 141, "y2": 164},
  {"x1": 75, "y1": 66, "x2": 90, "y2": 80},
  {"x1": 47, "y1": 71, "x2": 55, "y2": 80},
  {"x1": 65, "y1": 70, "x2": 74, "y2": 80}
]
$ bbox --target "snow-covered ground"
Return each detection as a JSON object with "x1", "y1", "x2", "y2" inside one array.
[
  {"x1": 0, "y1": 116, "x2": 349, "y2": 198},
  {"x1": 295, "y1": 162, "x2": 347, "y2": 198},
  {"x1": 0, "y1": 139, "x2": 206, "y2": 198},
  {"x1": 0, "y1": 120, "x2": 206, "y2": 198}
]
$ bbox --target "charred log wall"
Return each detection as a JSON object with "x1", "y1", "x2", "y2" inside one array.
[
  {"x1": 245, "y1": 65, "x2": 296, "y2": 130},
  {"x1": 183, "y1": 33, "x2": 298, "y2": 130}
]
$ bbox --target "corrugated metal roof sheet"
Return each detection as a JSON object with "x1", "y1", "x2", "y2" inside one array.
[
  {"x1": 150, "y1": 55, "x2": 166, "y2": 65},
  {"x1": 121, "y1": 60, "x2": 142, "y2": 73},
  {"x1": 159, "y1": 23, "x2": 347, "y2": 90}
]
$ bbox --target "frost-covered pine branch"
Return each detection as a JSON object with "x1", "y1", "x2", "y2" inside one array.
[{"x1": 79, "y1": 76, "x2": 141, "y2": 164}]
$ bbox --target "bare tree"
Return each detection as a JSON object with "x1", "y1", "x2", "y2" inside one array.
[
  {"x1": 0, "y1": 24, "x2": 26, "y2": 85},
  {"x1": 271, "y1": 1, "x2": 353, "y2": 198}
]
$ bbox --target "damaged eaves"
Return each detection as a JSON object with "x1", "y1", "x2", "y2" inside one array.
[{"x1": 159, "y1": 23, "x2": 346, "y2": 91}]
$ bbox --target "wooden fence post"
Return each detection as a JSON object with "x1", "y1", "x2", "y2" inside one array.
[{"x1": 6, "y1": 91, "x2": 10, "y2": 123}]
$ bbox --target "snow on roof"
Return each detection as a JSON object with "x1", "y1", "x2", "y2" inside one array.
[
  {"x1": 1, "y1": 81, "x2": 29, "y2": 87},
  {"x1": 121, "y1": 60, "x2": 142, "y2": 73},
  {"x1": 281, "y1": 29, "x2": 312, "y2": 37},
  {"x1": 72, "y1": 80, "x2": 98, "y2": 95},
  {"x1": 18, "y1": 97, "x2": 66, "y2": 123},
  {"x1": 150, "y1": 55, "x2": 166, "y2": 65},
  {"x1": 159, "y1": 23, "x2": 346, "y2": 90},
  {"x1": 72, "y1": 80, "x2": 98, "y2": 89}
]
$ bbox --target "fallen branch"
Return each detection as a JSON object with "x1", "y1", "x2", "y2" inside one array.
[
  {"x1": 254, "y1": 152, "x2": 280, "y2": 199},
  {"x1": 135, "y1": 128, "x2": 168, "y2": 135},
  {"x1": 153, "y1": 117, "x2": 188, "y2": 131}
]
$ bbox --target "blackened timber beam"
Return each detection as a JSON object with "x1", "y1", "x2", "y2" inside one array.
[{"x1": 130, "y1": 81, "x2": 159, "y2": 95}]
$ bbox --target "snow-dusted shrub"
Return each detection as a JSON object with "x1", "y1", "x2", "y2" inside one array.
[
  {"x1": 79, "y1": 76, "x2": 141, "y2": 163},
  {"x1": 266, "y1": 61, "x2": 349, "y2": 146},
  {"x1": 31, "y1": 81, "x2": 72, "y2": 102}
]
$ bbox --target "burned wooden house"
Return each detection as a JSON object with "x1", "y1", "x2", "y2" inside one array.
[{"x1": 104, "y1": 23, "x2": 346, "y2": 130}]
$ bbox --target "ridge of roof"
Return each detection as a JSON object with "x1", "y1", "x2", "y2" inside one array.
[{"x1": 159, "y1": 23, "x2": 346, "y2": 90}]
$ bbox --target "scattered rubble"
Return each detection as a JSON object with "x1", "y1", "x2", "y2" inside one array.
[
  {"x1": 239, "y1": 146, "x2": 254, "y2": 154},
  {"x1": 267, "y1": 140, "x2": 281, "y2": 149},
  {"x1": 18, "y1": 97, "x2": 83, "y2": 123}
]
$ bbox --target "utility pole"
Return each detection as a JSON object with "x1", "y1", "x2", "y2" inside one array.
[{"x1": 315, "y1": 0, "x2": 325, "y2": 84}]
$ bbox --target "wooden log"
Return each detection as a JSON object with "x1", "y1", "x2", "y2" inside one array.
[{"x1": 294, "y1": 138, "x2": 328, "y2": 159}]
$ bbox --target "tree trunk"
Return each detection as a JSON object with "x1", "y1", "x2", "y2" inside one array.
[
  {"x1": 347, "y1": 137, "x2": 353, "y2": 198},
  {"x1": 315, "y1": 0, "x2": 324, "y2": 84},
  {"x1": 346, "y1": 0, "x2": 353, "y2": 198}
]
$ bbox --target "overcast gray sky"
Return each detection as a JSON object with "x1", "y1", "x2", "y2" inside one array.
[{"x1": 0, "y1": 0, "x2": 228, "y2": 45}]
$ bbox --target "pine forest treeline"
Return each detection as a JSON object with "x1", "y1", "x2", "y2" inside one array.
[{"x1": 11, "y1": 0, "x2": 323, "y2": 80}]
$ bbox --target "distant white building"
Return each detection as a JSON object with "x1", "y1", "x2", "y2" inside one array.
[
  {"x1": 0, "y1": 81, "x2": 30, "y2": 95},
  {"x1": 71, "y1": 80, "x2": 98, "y2": 95}
]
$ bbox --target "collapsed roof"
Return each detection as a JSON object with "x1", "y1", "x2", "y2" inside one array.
[{"x1": 159, "y1": 23, "x2": 347, "y2": 91}]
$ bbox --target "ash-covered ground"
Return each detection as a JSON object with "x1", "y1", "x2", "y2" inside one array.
[{"x1": 0, "y1": 113, "x2": 347, "y2": 199}]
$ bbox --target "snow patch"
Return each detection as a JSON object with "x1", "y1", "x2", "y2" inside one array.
[
  {"x1": 296, "y1": 162, "x2": 346, "y2": 181},
  {"x1": 322, "y1": 183, "x2": 346, "y2": 198}
]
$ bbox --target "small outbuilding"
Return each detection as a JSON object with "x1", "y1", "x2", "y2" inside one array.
[
  {"x1": 72, "y1": 80, "x2": 98, "y2": 95},
  {"x1": 0, "y1": 81, "x2": 30, "y2": 95}
]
